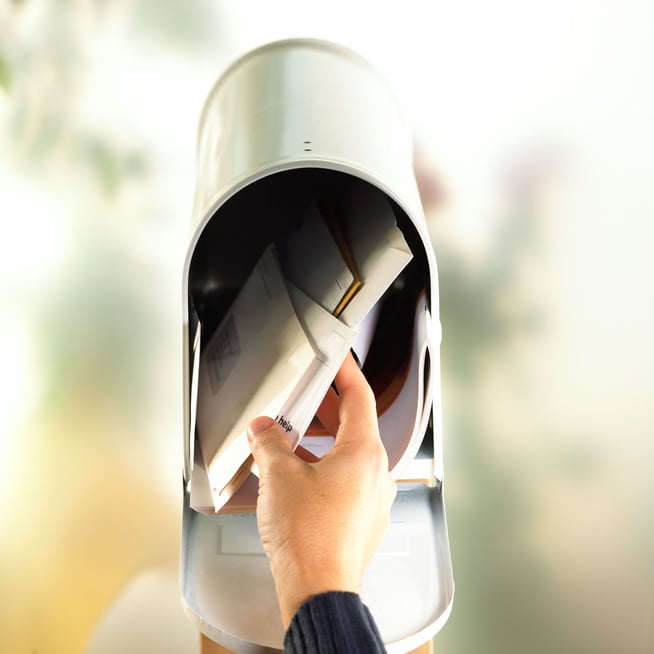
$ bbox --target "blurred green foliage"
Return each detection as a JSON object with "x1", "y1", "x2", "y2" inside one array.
[
  {"x1": 432, "y1": 160, "x2": 602, "y2": 651},
  {"x1": 130, "y1": 0, "x2": 217, "y2": 50},
  {"x1": 35, "y1": 232, "x2": 165, "y2": 430},
  {"x1": 0, "y1": 55, "x2": 10, "y2": 91},
  {"x1": 79, "y1": 137, "x2": 148, "y2": 196},
  {"x1": 0, "y1": 0, "x2": 163, "y2": 433}
]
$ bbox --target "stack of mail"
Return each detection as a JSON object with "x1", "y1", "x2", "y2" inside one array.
[{"x1": 192, "y1": 185, "x2": 413, "y2": 512}]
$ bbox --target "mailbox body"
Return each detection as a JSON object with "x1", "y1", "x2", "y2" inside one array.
[{"x1": 181, "y1": 39, "x2": 454, "y2": 653}]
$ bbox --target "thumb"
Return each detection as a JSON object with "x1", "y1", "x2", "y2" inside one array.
[{"x1": 247, "y1": 416, "x2": 294, "y2": 474}]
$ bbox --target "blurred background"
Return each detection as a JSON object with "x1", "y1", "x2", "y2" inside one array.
[{"x1": 1, "y1": 1, "x2": 652, "y2": 652}]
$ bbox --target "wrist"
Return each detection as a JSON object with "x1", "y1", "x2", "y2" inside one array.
[{"x1": 273, "y1": 563, "x2": 361, "y2": 628}]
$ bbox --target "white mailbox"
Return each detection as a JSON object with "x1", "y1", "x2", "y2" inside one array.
[{"x1": 180, "y1": 38, "x2": 454, "y2": 653}]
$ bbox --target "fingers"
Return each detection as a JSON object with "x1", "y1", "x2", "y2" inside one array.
[
  {"x1": 248, "y1": 351, "x2": 382, "y2": 472},
  {"x1": 331, "y1": 353, "x2": 380, "y2": 448},
  {"x1": 315, "y1": 352, "x2": 373, "y2": 437},
  {"x1": 247, "y1": 416, "x2": 295, "y2": 474},
  {"x1": 315, "y1": 385, "x2": 340, "y2": 436},
  {"x1": 332, "y1": 352, "x2": 373, "y2": 407}
]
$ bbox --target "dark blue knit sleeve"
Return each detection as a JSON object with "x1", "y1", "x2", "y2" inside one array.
[{"x1": 284, "y1": 591, "x2": 387, "y2": 653}]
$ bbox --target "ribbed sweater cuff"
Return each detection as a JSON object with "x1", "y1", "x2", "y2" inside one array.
[{"x1": 284, "y1": 591, "x2": 387, "y2": 653}]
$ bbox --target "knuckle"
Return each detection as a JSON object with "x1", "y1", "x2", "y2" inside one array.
[{"x1": 355, "y1": 440, "x2": 385, "y2": 467}]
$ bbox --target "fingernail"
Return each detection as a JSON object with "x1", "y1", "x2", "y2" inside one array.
[{"x1": 247, "y1": 416, "x2": 275, "y2": 442}]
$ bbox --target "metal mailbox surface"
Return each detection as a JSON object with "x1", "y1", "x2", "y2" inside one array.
[{"x1": 181, "y1": 38, "x2": 453, "y2": 653}]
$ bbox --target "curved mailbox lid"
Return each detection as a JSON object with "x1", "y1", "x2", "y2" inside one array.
[
  {"x1": 181, "y1": 482, "x2": 453, "y2": 653},
  {"x1": 181, "y1": 295, "x2": 454, "y2": 651}
]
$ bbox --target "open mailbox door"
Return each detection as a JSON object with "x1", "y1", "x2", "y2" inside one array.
[{"x1": 180, "y1": 39, "x2": 454, "y2": 653}]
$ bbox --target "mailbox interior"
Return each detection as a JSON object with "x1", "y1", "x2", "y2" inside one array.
[{"x1": 188, "y1": 168, "x2": 431, "y2": 349}]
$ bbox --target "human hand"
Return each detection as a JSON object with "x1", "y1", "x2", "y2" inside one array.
[{"x1": 247, "y1": 352, "x2": 396, "y2": 628}]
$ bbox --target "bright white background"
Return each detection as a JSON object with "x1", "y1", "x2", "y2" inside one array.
[{"x1": 1, "y1": 2, "x2": 652, "y2": 652}]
